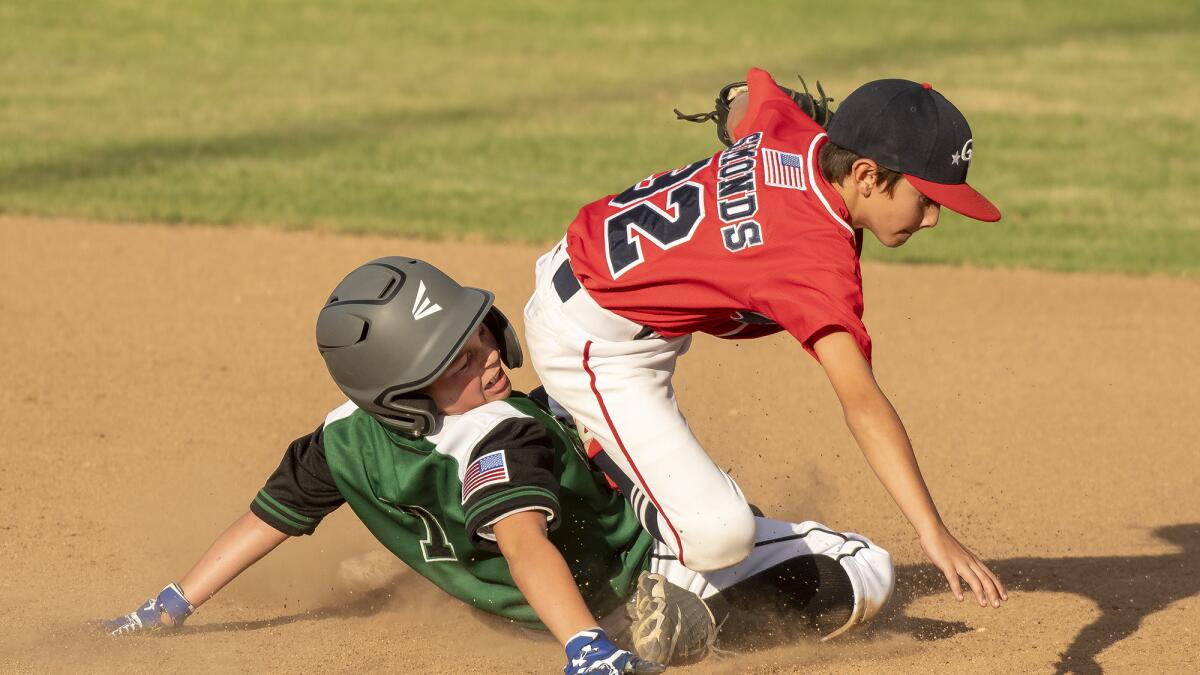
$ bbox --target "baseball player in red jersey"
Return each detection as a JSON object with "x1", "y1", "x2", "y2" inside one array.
[{"x1": 523, "y1": 68, "x2": 1008, "y2": 608}]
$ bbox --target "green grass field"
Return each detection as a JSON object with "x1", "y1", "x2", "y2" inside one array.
[{"x1": 2, "y1": 1, "x2": 1197, "y2": 275}]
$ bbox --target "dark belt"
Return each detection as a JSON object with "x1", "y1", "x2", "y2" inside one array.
[
  {"x1": 552, "y1": 258, "x2": 582, "y2": 302},
  {"x1": 552, "y1": 258, "x2": 658, "y2": 341}
]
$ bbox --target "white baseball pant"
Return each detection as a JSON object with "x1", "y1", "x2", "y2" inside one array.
[
  {"x1": 524, "y1": 241, "x2": 756, "y2": 571},
  {"x1": 595, "y1": 516, "x2": 895, "y2": 643},
  {"x1": 649, "y1": 517, "x2": 895, "y2": 641}
]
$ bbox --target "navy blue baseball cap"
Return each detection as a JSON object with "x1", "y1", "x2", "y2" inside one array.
[{"x1": 828, "y1": 79, "x2": 1001, "y2": 222}]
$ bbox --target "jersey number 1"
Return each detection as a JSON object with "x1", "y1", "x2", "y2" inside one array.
[{"x1": 380, "y1": 499, "x2": 458, "y2": 562}]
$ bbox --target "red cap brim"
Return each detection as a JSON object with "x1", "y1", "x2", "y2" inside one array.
[{"x1": 906, "y1": 174, "x2": 1001, "y2": 222}]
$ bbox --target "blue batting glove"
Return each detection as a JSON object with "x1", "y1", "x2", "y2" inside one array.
[
  {"x1": 101, "y1": 583, "x2": 195, "y2": 635},
  {"x1": 564, "y1": 628, "x2": 666, "y2": 675}
]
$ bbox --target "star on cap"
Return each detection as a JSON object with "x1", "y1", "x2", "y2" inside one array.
[{"x1": 951, "y1": 151, "x2": 961, "y2": 165}]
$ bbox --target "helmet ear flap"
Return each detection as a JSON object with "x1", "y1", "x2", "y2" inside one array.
[
  {"x1": 375, "y1": 390, "x2": 439, "y2": 437},
  {"x1": 484, "y1": 306, "x2": 523, "y2": 369}
]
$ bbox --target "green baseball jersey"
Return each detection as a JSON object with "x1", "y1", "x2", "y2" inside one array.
[{"x1": 250, "y1": 394, "x2": 653, "y2": 629}]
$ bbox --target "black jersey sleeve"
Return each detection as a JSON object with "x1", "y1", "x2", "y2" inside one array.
[
  {"x1": 250, "y1": 424, "x2": 346, "y2": 536},
  {"x1": 461, "y1": 417, "x2": 562, "y2": 552}
]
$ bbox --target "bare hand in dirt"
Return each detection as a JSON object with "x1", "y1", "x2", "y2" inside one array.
[{"x1": 919, "y1": 527, "x2": 1008, "y2": 608}]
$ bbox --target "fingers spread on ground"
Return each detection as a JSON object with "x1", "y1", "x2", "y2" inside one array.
[{"x1": 944, "y1": 569, "x2": 965, "y2": 601}]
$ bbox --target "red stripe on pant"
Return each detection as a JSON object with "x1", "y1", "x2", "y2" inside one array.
[{"x1": 581, "y1": 340, "x2": 686, "y2": 565}]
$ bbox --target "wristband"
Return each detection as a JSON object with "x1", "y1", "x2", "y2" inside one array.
[{"x1": 155, "y1": 582, "x2": 195, "y2": 626}]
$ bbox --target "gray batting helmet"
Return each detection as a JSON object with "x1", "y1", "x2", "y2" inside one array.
[{"x1": 316, "y1": 257, "x2": 522, "y2": 436}]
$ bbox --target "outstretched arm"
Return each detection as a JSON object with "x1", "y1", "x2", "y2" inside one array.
[
  {"x1": 494, "y1": 511, "x2": 596, "y2": 644},
  {"x1": 494, "y1": 511, "x2": 664, "y2": 674},
  {"x1": 813, "y1": 330, "x2": 1008, "y2": 608},
  {"x1": 103, "y1": 511, "x2": 289, "y2": 634},
  {"x1": 176, "y1": 511, "x2": 290, "y2": 615}
]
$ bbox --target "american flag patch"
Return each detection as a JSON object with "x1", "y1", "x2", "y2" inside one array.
[
  {"x1": 462, "y1": 450, "x2": 510, "y2": 502},
  {"x1": 762, "y1": 148, "x2": 807, "y2": 191}
]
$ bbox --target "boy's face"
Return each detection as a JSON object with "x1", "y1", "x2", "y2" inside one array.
[
  {"x1": 859, "y1": 175, "x2": 942, "y2": 248},
  {"x1": 425, "y1": 323, "x2": 512, "y2": 415}
]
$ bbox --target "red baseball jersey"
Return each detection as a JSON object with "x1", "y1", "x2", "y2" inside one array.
[{"x1": 566, "y1": 68, "x2": 871, "y2": 361}]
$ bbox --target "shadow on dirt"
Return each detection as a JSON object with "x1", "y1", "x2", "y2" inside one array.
[
  {"x1": 181, "y1": 523, "x2": 1198, "y2": 674},
  {"x1": 184, "y1": 591, "x2": 390, "y2": 634},
  {"x1": 882, "y1": 523, "x2": 1199, "y2": 674}
]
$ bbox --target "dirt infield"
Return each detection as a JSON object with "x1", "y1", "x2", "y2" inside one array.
[{"x1": 2, "y1": 216, "x2": 1197, "y2": 673}]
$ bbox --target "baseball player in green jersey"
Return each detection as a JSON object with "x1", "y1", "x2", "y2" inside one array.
[{"x1": 102, "y1": 257, "x2": 894, "y2": 674}]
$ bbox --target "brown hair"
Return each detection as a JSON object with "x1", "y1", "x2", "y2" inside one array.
[{"x1": 819, "y1": 142, "x2": 902, "y2": 195}]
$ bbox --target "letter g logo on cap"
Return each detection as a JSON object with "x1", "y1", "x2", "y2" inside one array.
[{"x1": 951, "y1": 139, "x2": 973, "y2": 166}]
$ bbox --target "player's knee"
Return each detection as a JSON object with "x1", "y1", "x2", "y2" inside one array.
[{"x1": 676, "y1": 504, "x2": 756, "y2": 572}]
